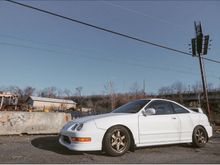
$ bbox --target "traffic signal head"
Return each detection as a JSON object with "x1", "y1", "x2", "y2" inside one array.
[{"x1": 191, "y1": 38, "x2": 196, "y2": 56}]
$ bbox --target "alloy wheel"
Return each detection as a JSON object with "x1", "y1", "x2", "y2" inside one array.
[
  {"x1": 110, "y1": 129, "x2": 128, "y2": 153},
  {"x1": 195, "y1": 128, "x2": 207, "y2": 144}
]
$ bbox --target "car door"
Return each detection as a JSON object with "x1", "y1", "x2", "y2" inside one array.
[
  {"x1": 138, "y1": 100, "x2": 181, "y2": 145},
  {"x1": 171, "y1": 102, "x2": 193, "y2": 141}
]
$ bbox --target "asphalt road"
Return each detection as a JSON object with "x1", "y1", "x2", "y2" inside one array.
[{"x1": 0, "y1": 133, "x2": 220, "y2": 164}]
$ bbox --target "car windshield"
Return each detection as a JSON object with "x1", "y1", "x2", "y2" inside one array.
[{"x1": 112, "y1": 100, "x2": 150, "y2": 113}]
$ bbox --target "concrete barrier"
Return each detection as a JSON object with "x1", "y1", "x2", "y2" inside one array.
[{"x1": 0, "y1": 111, "x2": 72, "y2": 135}]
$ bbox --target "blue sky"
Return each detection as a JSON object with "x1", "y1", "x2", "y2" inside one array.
[{"x1": 0, "y1": 0, "x2": 220, "y2": 95}]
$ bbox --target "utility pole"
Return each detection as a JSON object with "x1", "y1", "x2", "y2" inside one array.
[
  {"x1": 191, "y1": 21, "x2": 211, "y2": 121},
  {"x1": 143, "y1": 80, "x2": 146, "y2": 96}
]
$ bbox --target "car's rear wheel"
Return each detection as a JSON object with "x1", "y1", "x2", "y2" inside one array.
[
  {"x1": 192, "y1": 126, "x2": 208, "y2": 147},
  {"x1": 103, "y1": 126, "x2": 131, "y2": 156}
]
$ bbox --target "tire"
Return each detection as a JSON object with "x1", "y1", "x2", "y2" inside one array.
[
  {"x1": 192, "y1": 126, "x2": 208, "y2": 148},
  {"x1": 103, "y1": 126, "x2": 131, "y2": 156}
]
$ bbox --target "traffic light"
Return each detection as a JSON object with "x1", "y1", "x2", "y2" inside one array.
[
  {"x1": 191, "y1": 38, "x2": 196, "y2": 56},
  {"x1": 191, "y1": 22, "x2": 210, "y2": 56},
  {"x1": 203, "y1": 35, "x2": 209, "y2": 55}
]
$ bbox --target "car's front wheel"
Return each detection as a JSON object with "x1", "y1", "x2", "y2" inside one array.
[
  {"x1": 192, "y1": 126, "x2": 208, "y2": 147},
  {"x1": 103, "y1": 126, "x2": 131, "y2": 156}
]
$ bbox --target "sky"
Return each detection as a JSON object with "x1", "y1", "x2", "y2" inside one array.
[{"x1": 0, "y1": 0, "x2": 220, "y2": 95}]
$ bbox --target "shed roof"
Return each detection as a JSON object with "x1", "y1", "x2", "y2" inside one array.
[{"x1": 29, "y1": 96, "x2": 76, "y2": 104}]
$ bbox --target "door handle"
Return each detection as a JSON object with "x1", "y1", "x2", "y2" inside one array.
[{"x1": 171, "y1": 117, "x2": 176, "y2": 120}]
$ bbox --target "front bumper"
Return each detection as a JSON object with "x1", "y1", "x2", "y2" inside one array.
[{"x1": 59, "y1": 129, "x2": 105, "y2": 151}]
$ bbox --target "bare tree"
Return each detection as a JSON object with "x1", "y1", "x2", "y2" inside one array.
[
  {"x1": 8, "y1": 86, "x2": 23, "y2": 97},
  {"x1": 75, "y1": 87, "x2": 83, "y2": 97},
  {"x1": 219, "y1": 77, "x2": 220, "y2": 90},
  {"x1": 192, "y1": 81, "x2": 203, "y2": 93},
  {"x1": 75, "y1": 86, "x2": 83, "y2": 111},
  {"x1": 130, "y1": 82, "x2": 140, "y2": 98},
  {"x1": 63, "y1": 89, "x2": 72, "y2": 98},
  {"x1": 38, "y1": 87, "x2": 58, "y2": 98},
  {"x1": 171, "y1": 81, "x2": 186, "y2": 94},
  {"x1": 23, "y1": 86, "x2": 35, "y2": 97},
  {"x1": 57, "y1": 88, "x2": 64, "y2": 97},
  {"x1": 104, "y1": 81, "x2": 116, "y2": 110},
  {"x1": 207, "y1": 83, "x2": 214, "y2": 92},
  {"x1": 86, "y1": 98, "x2": 94, "y2": 108},
  {"x1": 158, "y1": 86, "x2": 172, "y2": 95}
]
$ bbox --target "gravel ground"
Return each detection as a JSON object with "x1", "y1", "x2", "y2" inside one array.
[{"x1": 0, "y1": 133, "x2": 220, "y2": 164}]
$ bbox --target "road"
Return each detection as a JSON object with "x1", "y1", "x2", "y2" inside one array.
[{"x1": 0, "y1": 133, "x2": 220, "y2": 164}]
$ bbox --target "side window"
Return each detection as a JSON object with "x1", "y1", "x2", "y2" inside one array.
[
  {"x1": 172, "y1": 103, "x2": 189, "y2": 114},
  {"x1": 148, "y1": 100, "x2": 174, "y2": 115}
]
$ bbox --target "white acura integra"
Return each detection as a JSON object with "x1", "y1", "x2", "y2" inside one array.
[{"x1": 59, "y1": 99, "x2": 212, "y2": 156}]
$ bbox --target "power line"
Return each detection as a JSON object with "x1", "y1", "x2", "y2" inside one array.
[
  {"x1": 202, "y1": 57, "x2": 220, "y2": 64},
  {"x1": 102, "y1": 1, "x2": 220, "y2": 65},
  {"x1": 0, "y1": 41, "x2": 219, "y2": 79},
  {"x1": 4, "y1": 0, "x2": 220, "y2": 64},
  {"x1": 2, "y1": 33, "x2": 217, "y2": 75},
  {"x1": 101, "y1": 1, "x2": 188, "y2": 35},
  {"x1": 0, "y1": 33, "x2": 66, "y2": 49}
]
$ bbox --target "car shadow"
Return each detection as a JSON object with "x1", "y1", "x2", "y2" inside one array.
[{"x1": 31, "y1": 136, "x2": 103, "y2": 156}]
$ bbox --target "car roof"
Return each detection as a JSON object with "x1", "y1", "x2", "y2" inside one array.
[{"x1": 141, "y1": 98, "x2": 176, "y2": 102}]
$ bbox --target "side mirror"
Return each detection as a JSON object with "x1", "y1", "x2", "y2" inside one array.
[{"x1": 142, "y1": 108, "x2": 156, "y2": 116}]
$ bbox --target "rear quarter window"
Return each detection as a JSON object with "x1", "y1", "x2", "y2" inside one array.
[{"x1": 172, "y1": 103, "x2": 189, "y2": 114}]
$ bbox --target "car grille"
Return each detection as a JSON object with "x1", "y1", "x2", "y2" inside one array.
[{"x1": 62, "y1": 135, "x2": 71, "y2": 144}]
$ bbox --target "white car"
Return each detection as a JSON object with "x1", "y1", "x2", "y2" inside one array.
[{"x1": 59, "y1": 99, "x2": 212, "y2": 156}]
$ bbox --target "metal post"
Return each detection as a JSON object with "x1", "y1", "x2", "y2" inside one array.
[
  {"x1": 198, "y1": 53, "x2": 211, "y2": 121},
  {"x1": 0, "y1": 97, "x2": 4, "y2": 110}
]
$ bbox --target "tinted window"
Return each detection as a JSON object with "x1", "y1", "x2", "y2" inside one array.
[
  {"x1": 147, "y1": 100, "x2": 174, "y2": 115},
  {"x1": 112, "y1": 100, "x2": 150, "y2": 113},
  {"x1": 190, "y1": 108, "x2": 199, "y2": 112},
  {"x1": 172, "y1": 103, "x2": 189, "y2": 114}
]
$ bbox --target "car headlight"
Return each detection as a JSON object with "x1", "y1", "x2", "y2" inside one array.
[
  {"x1": 62, "y1": 121, "x2": 73, "y2": 130},
  {"x1": 71, "y1": 123, "x2": 84, "y2": 131},
  {"x1": 76, "y1": 123, "x2": 84, "y2": 131}
]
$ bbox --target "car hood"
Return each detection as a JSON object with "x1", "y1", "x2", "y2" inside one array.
[
  {"x1": 72, "y1": 112, "x2": 131, "y2": 123},
  {"x1": 71, "y1": 112, "x2": 138, "y2": 130}
]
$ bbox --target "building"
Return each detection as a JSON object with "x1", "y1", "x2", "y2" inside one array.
[{"x1": 26, "y1": 96, "x2": 76, "y2": 111}]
